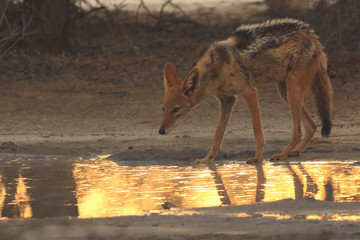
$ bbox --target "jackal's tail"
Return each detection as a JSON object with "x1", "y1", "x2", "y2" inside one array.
[{"x1": 312, "y1": 55, "x2": 333, "y2": 137}]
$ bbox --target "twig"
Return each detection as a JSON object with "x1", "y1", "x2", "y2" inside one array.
[
  {"x1": 167, "y1": 1, "x2": 194, "y2": 23},
  {"x1": 136, "y1": 0, "x2": 199, "y2": 29},
  {"x1": 159, "y1": 0, "x2": 199, "y2": 27},
  {"x1": 336, "y1": 1, "x2": 343, "y2": 46},
  {"x1": 136, "y1": 0, "x2": 158, "y2": 24},
  {"x1": 95, "y1": 0, "x2": 114, "y2": 22},
  {"x1": 0, "y1": 0, "x2": 13, "y2": 32},
  {"x1": 0, "y1": 13, "x2": 34, "y2": 56},
  {"x1": 73, "y1": 6, "x2": 106, "y2": 20},
  {"x1": 157, "y1": 0, "x2": 172, "y2": 27},
  {"x1": 324, "y1": 13, "x2": 357, "y2": 46},
  {"x1": 0, "y1": 0, "x2": 11, "y2": 26}
]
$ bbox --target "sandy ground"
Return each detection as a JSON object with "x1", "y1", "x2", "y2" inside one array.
[
  {"x1": 1, "y1": 199, "x2": 360, "y2": 239},
  {"x1": 0, "y1": 56, "x2": 359, "y2": 161},
  {"x1": 1, "y1": 3, "x2": 360, "y2": 238}
]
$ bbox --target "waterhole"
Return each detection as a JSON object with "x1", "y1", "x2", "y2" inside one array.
[{"x1": 0, "y1": 157, "x2": 359, "y2": 219}]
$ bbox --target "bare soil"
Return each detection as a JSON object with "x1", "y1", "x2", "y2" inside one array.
[
  {"x1": 1, "y1": 46, "x2": 359, "y2": 163},
  {"x1": 0, "y1": 5, "x2": 360, "y2": 239}
]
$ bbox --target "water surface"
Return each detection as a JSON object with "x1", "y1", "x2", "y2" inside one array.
[{"x1": 0, "y1": 157, "x2": 359, "y2": 219}]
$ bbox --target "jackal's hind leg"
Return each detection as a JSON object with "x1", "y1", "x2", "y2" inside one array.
[
  {"x1": 195, "y1": 95, "x2": 236, "y2": 164},
  {"x1": 271, "y1": 80, "x2": 303, "y2": 161},
  {"x1": 289, "y1": 107, "x2": 317, "y2": 156}
]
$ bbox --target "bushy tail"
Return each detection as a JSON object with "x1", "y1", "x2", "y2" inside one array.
[{"x1": 312, "y1": 57, "x2": 333, "y2": 137}]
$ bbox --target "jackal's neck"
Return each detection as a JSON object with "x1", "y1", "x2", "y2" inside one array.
[{"x1": 194, "y1": 71, "x2": 218, "y2": 106}]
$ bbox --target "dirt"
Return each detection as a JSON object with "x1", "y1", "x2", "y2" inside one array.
[
  {"x1": 1, "y1": 51, "x2": 359, "y2": 162},
  {"x1": 1, "y1": 3, "x2": 360, "y2": 239},
  {"x1": 1, "y1": 199, "x2": 360, "y2": 240}
]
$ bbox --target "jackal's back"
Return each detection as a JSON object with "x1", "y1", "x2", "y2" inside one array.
[{"x1": 230, "y1": 18, "x2": 317, "y2": 57}]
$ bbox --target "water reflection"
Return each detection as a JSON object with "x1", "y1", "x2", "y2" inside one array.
[
  {"x1": 73, "y1": 161, "x2": 222, "y2": 217},
  {"x1": 0, "y1": 159, "x2": 360, "y2": 219},
  {"x1": 0, "y1": 158, "x2": 78, "y2": 219}
]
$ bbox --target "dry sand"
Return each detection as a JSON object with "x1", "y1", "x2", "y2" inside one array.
[{"x1": 1, "y1": 199, "x2": 360, "y2": 239}]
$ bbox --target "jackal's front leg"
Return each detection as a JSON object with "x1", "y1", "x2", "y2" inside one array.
[
  {"x1": 195, "y1": 95, "x2": 236, "y2": 164},
  {"x1": 243, "y1": 88, "x2": 265, "y2": 164}
]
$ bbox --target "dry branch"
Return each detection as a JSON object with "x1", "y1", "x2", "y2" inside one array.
[
  {"x1": 136, "y1": 0, "x2": 199, "y2": 29},
  {"x1": 0, "y1": 1, "x2": 34, "y2": 55}
]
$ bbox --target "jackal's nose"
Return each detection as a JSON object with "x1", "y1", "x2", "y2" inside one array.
[{"x1": 159, "y1": 128, "x2": 165, "y2": 135}]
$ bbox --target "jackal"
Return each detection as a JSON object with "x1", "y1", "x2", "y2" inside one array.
[{"x1": 159, "y1": 18, "x2": 333, "y2": 164}]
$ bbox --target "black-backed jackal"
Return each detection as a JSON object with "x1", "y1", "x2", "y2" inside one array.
[{"x1": 159, "y1": 18, "x2": 333, "y2": 164}]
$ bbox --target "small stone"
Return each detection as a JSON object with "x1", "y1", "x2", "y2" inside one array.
[
  {"x1": 162, "y1": 201, "x2": 176, "y2": 210},
  {"x1": 1, "y1": 142, "x2": 17, "y2": 154}
]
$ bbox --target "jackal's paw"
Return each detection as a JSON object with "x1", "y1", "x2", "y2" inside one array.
[
  {"x1": 246, "y1": 158, "x2": 262, "y2": 164},
  {"x1": 194, "y1": 158, "x2": 211, "y2": 164},
  {"x1": 289, "y1": 150, "x2": 301, "y2": 157},
  {"x1": 270, "y1": 153, "x2": 288, "y2": 161}
]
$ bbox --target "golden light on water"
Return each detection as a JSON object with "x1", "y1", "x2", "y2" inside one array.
[
  {"x1": 262, "y1": 164, "x2": 295, "y2": 202},
  {"x1": 0, "y1": 178, "x2": 5, "y2": 215},
  {"x1": 0, "y1": 174, "x2": 32, "y2": 219},
  {"x1": 306, "y1": 215, "x2": 325, "y2": 220},
  {"x1": 301, "y1": 162, "x2": 360, "y2": 202},
  {"x1": 217, "y1": 164, "x2": 257, "y2": 205},
  {"x1": 235, "y1": 213, "x2": 360, "y2": 221},
  {"x1": 15, "y1": 175, "x2": 32, "y2": 218},
  {"x1": 329, "y1": 214, "x2": 360, "y2": 221},
  {"x1": 1, "y1": 160, "x2": 360, "y2": 219},
  {"x1": 236, "y1": 212, "x2": 293, "y2": 220},
  {"x1": 72, "y1": 160, "x2": 360, "y2": 218},
  {"x1": 73, "y1": 160, "x2": 222, "y2": 217},
  {"x1": 262, "y1": 213, "x2": 292, "y2": 220}
]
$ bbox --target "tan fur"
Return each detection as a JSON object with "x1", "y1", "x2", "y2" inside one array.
[{"x1": 159, "y1": 18, "x2": 333, "y2": 164}]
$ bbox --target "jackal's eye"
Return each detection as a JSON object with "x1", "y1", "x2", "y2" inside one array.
[
  {"x1": 161, "y1": 106, "x2": 165, "y2": 112},
  {"x1": 172, "y1": 107, "x2": 180, "y2": 113}
]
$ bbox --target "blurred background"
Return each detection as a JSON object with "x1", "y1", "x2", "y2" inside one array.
[{"x1": 0, "y1": 0, "x2": 359, "y2": 88}]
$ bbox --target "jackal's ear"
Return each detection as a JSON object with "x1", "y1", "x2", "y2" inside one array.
[
  {"x1": 182, "y1": 67, "x2": 200, "y2": 99},
  {"x1": 164, "y1": 62, "x2": 181, "y2": 89}
]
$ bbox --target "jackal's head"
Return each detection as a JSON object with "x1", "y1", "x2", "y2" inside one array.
[{"x1": 159, "y1": 62, "x2": 200, "y2": 135}]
